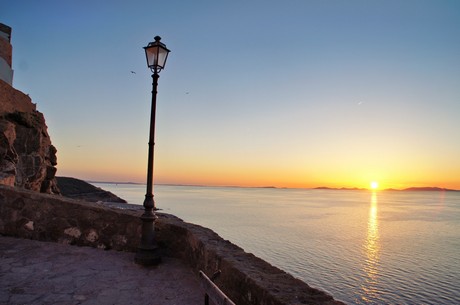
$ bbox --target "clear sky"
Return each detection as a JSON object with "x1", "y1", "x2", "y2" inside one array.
[{"x1": 2, "y1": 0, "x2": 460, "y2": 189}]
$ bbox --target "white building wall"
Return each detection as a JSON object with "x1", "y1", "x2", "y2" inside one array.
[
  {"x1": 0, "y1": 57, "x2": 13, "y2": 85},
  {"x1": 0, "y1": 31, "x2": 9, "y2": 41},
  {"x1": 0, "y1": 23, "x2": 13, "y2": 86}
]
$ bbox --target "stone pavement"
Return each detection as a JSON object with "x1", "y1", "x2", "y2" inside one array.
[{"x1": 0, "y1": 236, "x2": 203, "y2": 305}]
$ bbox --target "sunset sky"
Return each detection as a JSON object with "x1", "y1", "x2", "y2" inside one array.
[{"x1": 2, "y1": 1, "x2": 460, "y2": 189}]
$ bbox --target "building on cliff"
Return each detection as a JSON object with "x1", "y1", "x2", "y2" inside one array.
[
  {"x1": 0, "y1": 23, "x2": 13, "y2": 85},
  {"x1": 0, "y1": 23, "x2": 59, "y2": 194}
]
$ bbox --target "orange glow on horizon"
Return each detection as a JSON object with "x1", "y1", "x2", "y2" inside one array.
[
  {"x1": 58, "y1": 163, "x2": 460, "y2": 190},
  {"x1": 57, "y1": 164, "x2": 460, "y2": 190},
  {"x1": 58, "y1": 147, "x2": 460, "y2": 190}
]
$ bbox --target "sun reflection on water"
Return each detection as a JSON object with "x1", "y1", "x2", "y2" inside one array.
[{"x1": 361, "y1": 192, "x2": 381, "y2": 303}]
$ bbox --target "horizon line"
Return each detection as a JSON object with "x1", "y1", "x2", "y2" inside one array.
[{"x1": 75, "y1": 178, "x2": 459, "y2": 192}]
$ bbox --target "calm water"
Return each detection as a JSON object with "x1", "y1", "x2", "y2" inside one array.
[{"x1": 95, "y1": 183, "x2": 460, "y2": 305}]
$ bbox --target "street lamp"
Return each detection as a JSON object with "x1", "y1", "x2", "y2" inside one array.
[{"x1": 135, "y1": 36, "x2": 170, "y2": 266}]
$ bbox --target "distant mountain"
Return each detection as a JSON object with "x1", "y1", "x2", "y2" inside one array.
[
  {"x1": 315, "y1": 187, "x2": 367, "y2": 191},
  {"x1": 314, "y1": 186, "x2": 459, "y2": 192},
  {"x1": 87, "y1": 180, "x2": 142, "y2": 185},
  {"x1": 400, "y1": 187, "x2": 459, "y2": 192}
]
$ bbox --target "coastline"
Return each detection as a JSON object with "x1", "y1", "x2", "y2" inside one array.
[
  {"x1": 56, "y1": 177, "x2": 127, "y2": 203},
  {"x1": 91, "y1": 180, "x2": 460, "y2": 192}
]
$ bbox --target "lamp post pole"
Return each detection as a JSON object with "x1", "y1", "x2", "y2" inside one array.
[{"x1": 135, "y1": 36, "x2": 170, "y2": 266}]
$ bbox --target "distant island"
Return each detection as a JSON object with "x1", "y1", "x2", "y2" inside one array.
[
  {"x1": 84, "y1": 181, "x2": 459, "y2": 192},
  {"x1": 87, "y1": 180, "x2": 142, "y2": 185},
  {"x1": 315, "y1": 186, "x2": 459, "y2": 192},
  {"x1": 393, "y1": 187, "x2": 459, "y2": 192},
  {"x1": 315, "y1": 187, "x2": 368, "y2": 191}
]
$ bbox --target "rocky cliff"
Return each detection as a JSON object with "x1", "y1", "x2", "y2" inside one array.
[
  {"x1": 0, "y1": 79, "x2": 59, "y2": 193},
  {"x1": 56, "y1": 177, "x2": 126, "y2": 203},
  {"x1": 0, "y1": 23, "x2": 59, "y2": 194}
]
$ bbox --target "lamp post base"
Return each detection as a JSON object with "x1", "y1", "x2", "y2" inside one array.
[
  {"x1": 135, "y1": 209, "x2": 161, "y2": 266},
  {"x1": 135, "y1": 247, "x2": 161, "y2": 266}
]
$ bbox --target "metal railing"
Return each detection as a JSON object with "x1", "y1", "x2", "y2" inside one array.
[{"x1": 199, "y1": 270, "x2": 236, "y2": 305}]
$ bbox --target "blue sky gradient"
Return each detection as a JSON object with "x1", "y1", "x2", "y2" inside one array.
[{"x1": 2, "y1": 0, "x2": 460, "y2": 188}]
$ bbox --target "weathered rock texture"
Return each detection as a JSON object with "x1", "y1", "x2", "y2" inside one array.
[
  {"x1": 0, "y1": 79, "x2": 59, "y2": 193},
  {"x1": 0, "y1": 185, "x2": 345, "y2": 305}
]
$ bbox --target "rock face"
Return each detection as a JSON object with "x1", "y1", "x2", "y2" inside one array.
[
  {"x1": 0, "y1": 79, "x2": 59, "y2": 193},
  {"x1": 0, "y1": 24, "x2": 59, "y2": 194}
]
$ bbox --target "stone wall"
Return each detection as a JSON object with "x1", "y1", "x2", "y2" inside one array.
[{"x1": 0, "y1": 185, "x2": 345, "y2": 305}]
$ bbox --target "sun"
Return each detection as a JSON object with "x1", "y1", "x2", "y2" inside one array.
[{"x1": 370, "y1": 181, "x2": 379, "y2": 190}]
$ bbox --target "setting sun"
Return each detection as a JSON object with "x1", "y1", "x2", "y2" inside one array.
[{"x1": 370, "y1": 181, "x2": 379, "y2": 190}]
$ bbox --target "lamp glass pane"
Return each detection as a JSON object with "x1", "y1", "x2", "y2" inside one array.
[
  {"x1": 145, "y1": 46, "x2": 159, "y2": 68},
  {"x1": 156, "y1": 48, "x2": 169, "y2": 68}
]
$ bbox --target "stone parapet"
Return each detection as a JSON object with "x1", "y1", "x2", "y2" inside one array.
[
  {"x1": 0, "y1": 185, "x2": 140, "y2": 250},
  {"x1": 0, "y1": 185, "x2": 345, "y2": 305}
]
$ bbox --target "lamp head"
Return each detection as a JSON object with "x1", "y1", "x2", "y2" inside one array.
[{"x1": 144, "y1": 36, "x2": 170, "y2": 73}]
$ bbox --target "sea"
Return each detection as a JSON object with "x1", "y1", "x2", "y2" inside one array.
[{"x1": 94, "y1": 183, "x2": 460, "y2": 305}]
